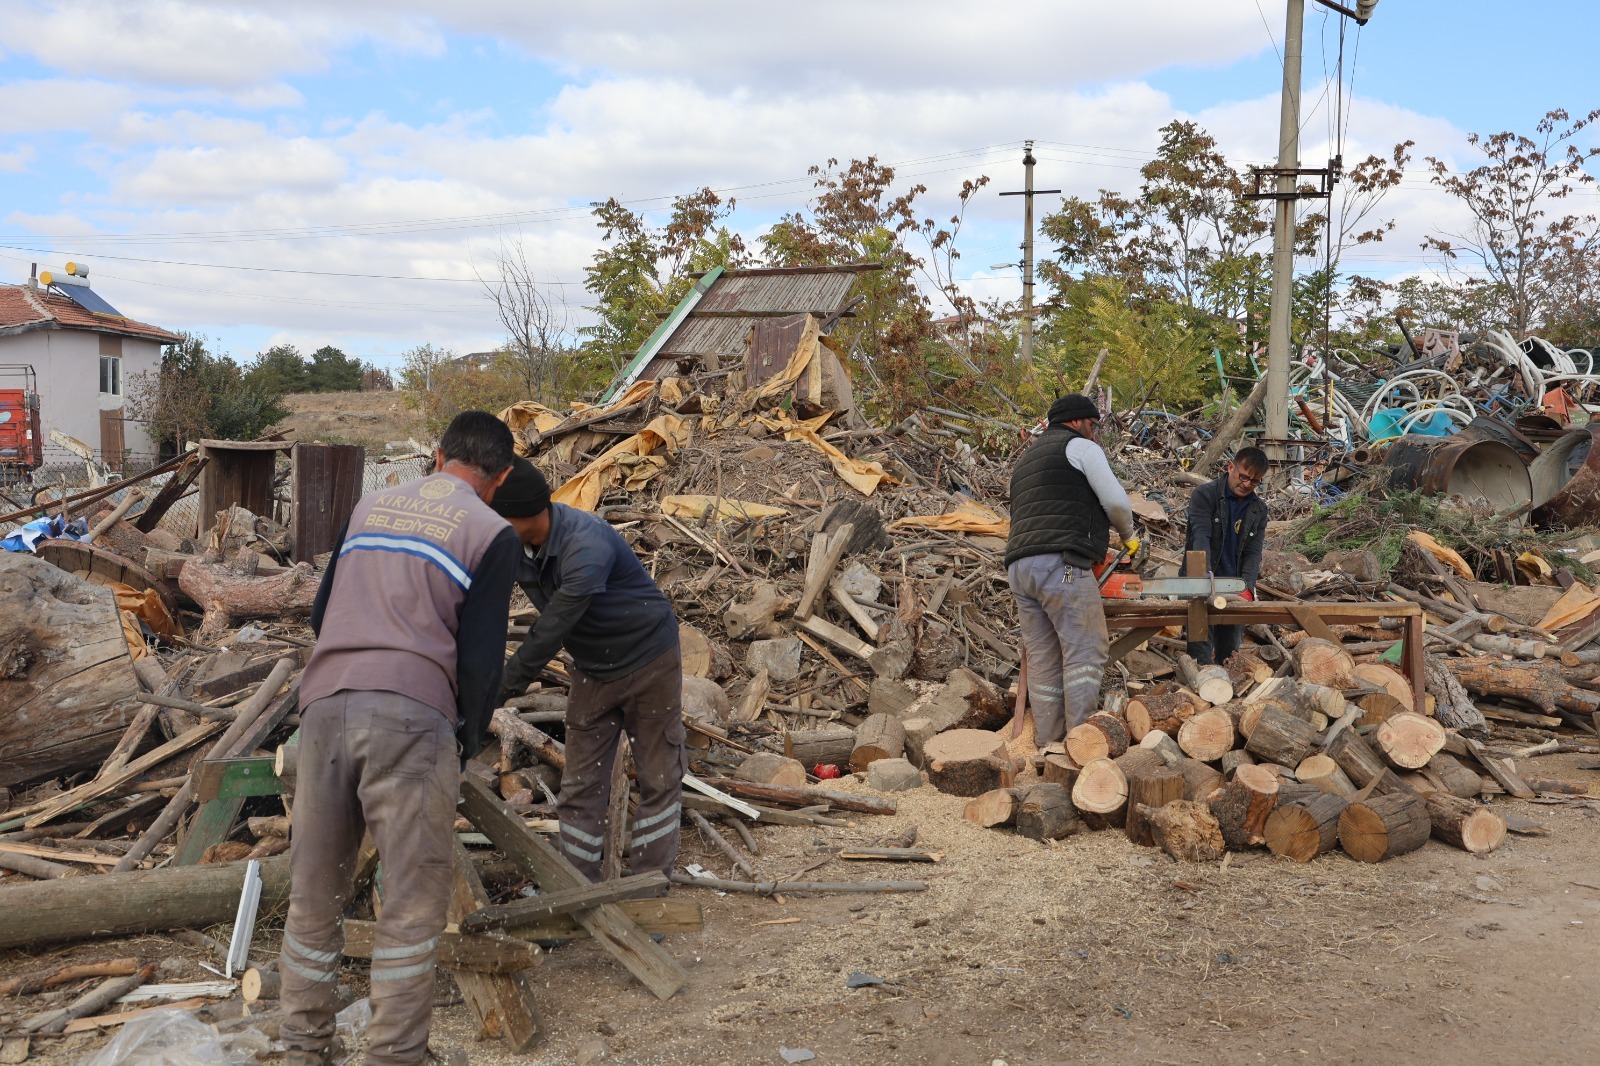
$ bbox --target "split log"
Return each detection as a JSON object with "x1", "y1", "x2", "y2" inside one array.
[
  {"x1": 697, "y1": 779, "x2": 897, "y2": 815},
  {"x1": 963, "y1": 788, "x2": 1020, "y2": 829},
  {"x1": 785, "y1": 727, "x2": 855, "y2": 770},
  {"x1": 1355, "y1": 691, "x2": 1408, "y2": 727},
  {"x1": 734, "y1": 753, "x2": 806, "y2": 788},
  {"x1": 1124, "y1": 766, "x2": 1185, "y2": 847},
  {"x1": 1244, "y1": 706, "x2": 1319, "y2": 769},
  {"x1": 489, "y1": 709, "x2": 566, "y2": 773},
  {"x1": 1113, "y1": 747, "x2": 1168, "y2": 779},
  {"x1": 1138, "y1": 729, "x2": 1185, "y2": 768},
  {"x1": 1041, "y1": 754, "x2": 1080, "y2": 790},
  {"x1": 0, "y1": 554, "x2": 143, "y2": 788},
  {"x1": 1065, "y1": 712, "x2": 1130, "y2": 765},
  {"x1": 1140, "y1": 800, "x2": 1224, "y2": 862},
  {"x1": 1425, "y1": 753, "x2": 1484, "y2": 799},
  {"x1": 1375, "y1": 712, "x2": 1448, "y2": 770},
  {"x1": 1124, "y1": 690, "x2": 1200, "y2": 740},
  {"x1": 940, "y1": 667, "x2": 1010, "y2": 731},
  {"x1": 1293, "y1": 637, "x2": 1356, "y2": 687},
  {"x1": 1069, "y1": 758, "x2": 1128, "y2": 830},
  {"x1": 922, "y1": 730, "x2": 1010, "y2": 797},
  {"x1": 1015, "y1": 783, "x2": 1082, "y2": 841},
  {"x1": 1220, "y1": 750, "x2": 1255, "y2": 777},
  {"x1": 1263, "y1": 793, "x2": 1349, "y2": 862},
  {"x1": 1338, "y1": 792, "x2": 1432, "y2": 863},
  {"x1": 1444, "y1": 655, "x2": 1600, "y2": 719},
  {"x1": 1423, "y1": 792, "x2": 1507, "y2": 854},
  {"x1": 723, "y1": 582, "x2": 791, "y2": 640},
  {"x1": 1275, "y1": 780, "x2": 1322, "y2": 807},
  {"x1": 1325, "y1": 727, "x2": 1412, "y2": 796},
  {"x1": 1176, "y1": 757, "x2": 1224, "y2": 802},
  {"x1": 1208, "y1": 763, "x2": 1280, "y2": 849},
  {"x1": 21, "y1": 967, "x2": 154, "y2": 1034},
  {"x1": 1224, "y1": 648, "x2": 1274, "y2": 694},
  {"x1": 0, "y1": 958, "x2": 143, "y2": 997},
  {"x1": 850, "y1": 714, "x2": 906, "y2": 772},
  {"x1": 1352, "y1": 662, "x2": 1415, "y2": 712},
  {"x1": 1176, "y1": 708, "x2": 1235, "y2": 762},
  {"x1": 1294, "y1": 754, "x2": 1356, "y2": 797},
  {"x1": 177, "y1": 552, "x2": 318, "y2": 639}
]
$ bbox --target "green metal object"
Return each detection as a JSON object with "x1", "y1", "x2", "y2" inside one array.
[
  {"x1": 599, "y1": 265, "x2": 724, "y2": 404},
  {"x1": 193, "y1": 756, "x2": 282, "y2": 802},
  {"x1": 173, "y1": 797, "x2": 246, "y2": 866},
  {"x1": 1377, "y1": 640, "x2": 1404, "y2": 665}
]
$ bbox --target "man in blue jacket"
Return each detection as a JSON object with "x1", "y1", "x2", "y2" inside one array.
[
  {"x1": 1185, "y1": 445, "x2": 1270, "y2": 665},
  {"x1": 493, "y1": 458, "x2": 684, "y2": 883}
]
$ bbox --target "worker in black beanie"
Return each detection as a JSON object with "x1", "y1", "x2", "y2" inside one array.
[
  {"x1": 1004, "y1": 395, "x2": 1137, "y2": 745},
  {"x1": 491, "y1": 457, "x2": 684, "y2": 887}
]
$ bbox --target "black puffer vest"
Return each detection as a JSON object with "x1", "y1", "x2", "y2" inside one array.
[{"x1": 1004, "y1": 425, "x2": 1109, "y2": 570}]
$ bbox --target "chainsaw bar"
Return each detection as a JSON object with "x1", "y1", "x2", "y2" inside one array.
[{"x1": 1101, "y1": 574, "x2": 1248, "y2": 599}]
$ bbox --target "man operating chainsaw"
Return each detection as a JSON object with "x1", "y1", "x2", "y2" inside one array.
[
  {"x1": 1005, "y1": 394, "x2": 1137, "y2": 745},
  {"x1": 1185, "y1": 445, "x2": 1269, "y2": 666}
]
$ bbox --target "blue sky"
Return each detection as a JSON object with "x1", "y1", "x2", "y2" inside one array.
[{"x1": 0, "y1": 1, "x2": 1595, "y2": 372}]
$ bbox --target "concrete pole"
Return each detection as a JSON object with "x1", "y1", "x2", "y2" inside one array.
[
  {"x1": 1264, "y1": 0, "x2": 1305, "y2": 460},
  {"x1": 1021, "y1": 141, "x2": 1037, "y2": 366}
]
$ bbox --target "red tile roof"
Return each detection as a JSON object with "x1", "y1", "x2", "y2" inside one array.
[{"x1": 0, "y1": 284, "x2": 182, "y2": 344}]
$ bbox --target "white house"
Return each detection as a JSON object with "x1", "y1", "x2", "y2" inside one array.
[{"x1": 0, "y1": 273, "x2": 180, "y2": 471}]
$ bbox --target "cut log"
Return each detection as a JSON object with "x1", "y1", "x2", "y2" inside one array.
[
  {"x1": 1338, "y1": 792, "x2": 1432, "y2": 863},
  {"x1": 1124, "y1": 690, "x2": 1200, "y2": 740},
  {"x1": 1263, "y1": 793, "x2": 1349, "y2": 862},
  {"x1": 1244, "y1": 706, "x2": 1320, "y2": 769},
  {"x1": 1124, "y1": 766, "x2": 1185, "y2": 847},
  {"x1": 1423, "y1": 792, "x2": 1507, "y2": 854},
  {"x1": 1177, "y1": 709, "x2": 1236, "y2": 762},
  {"x1": 1425, "y1": 655, "x2": 1488, "y2": 733},
  {"x1": 1375, "y1": 712, "x2": 1448, "y2": 770},
  {"x1": 241, "y1": 967, "x2": 281, "y2": 1003},
  {"x1": 1325, "y1": 727, "x2": 1412, "y2": 796},
  {"x1": 723, "y1": 582, "x2": 791, "y2": 641},
  {"x1": 1224, "y1": 648, "x2": 1274, "y2": 694},
  {"x1": 963, "y1": 788, "x2": 1020, "y2": 829},
  {"x1": 922, "y1": 730, "x2": 1010, "y2": 797},
  {"x1": 697, "y1": 779, "x2": 897, "y2": 815},
  {"x1": 1014, "y1": 783, "x2": 1082, "y2": 841},
  {"x1": 734, "y1": 753, "x2": 807, "y2": 788},
  {"x1": 0, "y1": 958, "x2": 143, "y2": 997},
  {"x1": 1425, "y1": 753, "x2": 1483, "y2": 799},
  {"x1": 1220, "y1": 750, "x2": 1255, "y2": 778},
  {"x1": 1293, "y1": 637, "x2": 1356, "y2": 687},
  {"x1": 849, "y1": 714, "x2": 906, "y2": 772},
  {"x1": 1113, "y1": 747, "x2": 1168, "y2": 778},
  {"x1": 177, "y1": 551, "x2": 318, "y2": 639},
  {"x1": 1208, "y1": 763, "x2": 1280, "y2": 849},
  {"x1": 1355, "y1": 691, "x2": 1408, "y2": 727},
  {"x1": 1176, "y1": 757, "x2": 1225, "y2": 802},
  {"x1": 0, "y1": 554, "x2": 143, "y2": 788},
  {"x1": 1069, "y1": 758, "x2": 1128, "y2": 830},
  {"x1": 941, "y1": 667, "x2": 1010, "y2": 731},
  {"x1": 1444, "y1": 655, "x2": 1600, "y2": 719},
  {"x1": 1140, "y1": 800, "x2": 1224, "y2": 862},
  {"x1": 1065, "y1": 712, "x2": 1130, "y2": 765},
  {"x1": 1041, "y1": 754, "x2": 1080, "y2": 790},
  {"x1": 1138, "y1": 729, "x2": 1185, "y2": 768},
  {"x1": 785, "y1": 727, "x2": 855, "y2": 770},
  {"x1": 1352, "y1": 662, "x2": 1415, "y2": 713},
  {"x1": 1294, "y1": 754, "x2": 1356, "y2": 797},
  {"x1": 1191, "y1": 664, "x2": 1235, "y2": 705}
]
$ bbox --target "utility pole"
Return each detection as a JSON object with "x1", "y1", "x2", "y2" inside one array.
[
  {"x1": 1262, "y1": 0, "x2": 1305, "y2": 460},
  {"x1": 1000, "y1": 142, "x2": 1060, "y2": 365}
]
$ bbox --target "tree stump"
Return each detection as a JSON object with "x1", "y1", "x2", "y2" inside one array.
[
  {"x1": 1124, "y1": 690, "x2": 1200, "y2": 740},
  {"x1": 1141, "y1": 800, "x2": 1225, "y2": 862},
  {"x1": 1338, "y1": 792, "x2": 1431, "y2": 862},
  {"x1": 1070, "y1": 758, "x2": 1128, "y2": 830},
  {"x1": 923, "y1": 729, "x2": 1010, "y2": 797},
  {"x1": 963, "y1": 788, "x2": 1019, "y2": 829},
  {"x1": 1376, "y1": 712, "x2": 1447, "y2": 770},
  {"x1": 735, "y1": 753, "x2": 807, "y2": 788},
  {"x1": 0, "y1": 554, "x2": 142, "y2": 788},
  {"x1": 1042, "y1": 754, "x2": 1080, "y2": 790},
  {"x1": 1244, "y1": 706, "x2": 1319, "y2": 768},
  {"x1": 1015, "y1": 783, "x2": 1082, "y2": 841},
  {"x1": 1424, "y1": 753, "x2": 1483, "y2": 799},
  {"x1": 1065, "y1": 712, "x2": 1129, "y2": 765},
  {"x1": 1423, "y1": 792, "x2": 1507, "y2": 854},
  {"x1": 850, "y1": 714, "x2": 906, "y2": 772},
  {"x1": 1177, "y1": 708, "x2": 1235, "y2": 762},
  {"x1": 1124, "y1": 766, "x2": 1185, "y2": 847},
  {"x1": 1293, "y1": 637, "x2": 1356, "y2": 688},
  {"x1": 1208, "y1": 763, "x2": 1280, "y2": 849},
  {"x1": 178, "y1": 550, "x2": 318, "y2": 639},
  {"x1": 1294, "y1": 754, "x2": 1356, "y2": 797},
  {"x1": 1263, "y1": 793, "x2": 1349, "y2": 862}
]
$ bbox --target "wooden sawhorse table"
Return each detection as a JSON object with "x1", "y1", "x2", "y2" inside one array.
[{"x1": 1102, "y1": 599, "x2": 1426, "y2": 715}]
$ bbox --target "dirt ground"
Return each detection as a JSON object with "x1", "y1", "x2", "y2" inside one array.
[
  {"x1": 7, "y1": 754, "x2": 1598, "y2": 1066},
  {"x1": 269, "y1": 392, "x2": 422, "y2": 452}
]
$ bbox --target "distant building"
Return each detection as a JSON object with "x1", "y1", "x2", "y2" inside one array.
[{"x1": 0, "y1": 268, "x2": 180, "y2": 471}]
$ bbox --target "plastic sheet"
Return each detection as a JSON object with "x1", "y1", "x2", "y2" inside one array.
[{"x1": 82, "y1": 1010, "x2": 269, "y2": 1066}]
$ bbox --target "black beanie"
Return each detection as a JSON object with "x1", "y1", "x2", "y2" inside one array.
[
  {"x1": 1047, "y1": 394, "x2": 1100, "y2": 425},
  {"x1": 491, "y1": 457, "x2": 551, "y2": 518}
]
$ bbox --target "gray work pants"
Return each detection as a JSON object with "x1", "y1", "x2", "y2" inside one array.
[
  {"x1": 1008, "y1": 554, "x2": 1110, "y2": 745},
  {"x1": 560, "y1": 644, "x2": 686, "y2": 882},
  {"x1": 280, "y1": 690, "x2": 459, "y2": 1066}
]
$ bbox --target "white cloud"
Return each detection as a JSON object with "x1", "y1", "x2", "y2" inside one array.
[
  {"x1": 0, "y1": 79, "x2": 136, "y2": 135},
  {"x1": 117, "y1": 136, "x2": 349, "y2": 201},
  {"x1": 0, "y1": 145, "x2": 35, "y2": 173}
]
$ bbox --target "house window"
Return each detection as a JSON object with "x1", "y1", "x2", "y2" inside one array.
[{"x1": 100, "y1": 356, "x2": 121, "y2": 396}]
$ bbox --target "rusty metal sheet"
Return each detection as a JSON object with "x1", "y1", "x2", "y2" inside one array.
[
  {"x1": 1385, "y1": 432, "x2": 1530, "y2": 512},
  {"x1": 1531, "y1": 424, "x2": 1600, "y2": 529},
  {"x1": 291, "y1": 443, "x2": 364, "y2": 563}
]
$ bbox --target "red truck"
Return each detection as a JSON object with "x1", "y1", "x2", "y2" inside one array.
[{"x1": 0, "y1": 365, "x2": 43, "y2": 479}]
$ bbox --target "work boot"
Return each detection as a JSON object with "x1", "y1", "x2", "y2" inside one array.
[{"x1": 284, "y1": 1049, "x2": 334, "y2": 1066}]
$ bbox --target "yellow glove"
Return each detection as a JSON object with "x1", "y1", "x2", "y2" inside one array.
[{"x1": 1123, "y1": 536, "x2": 1141, "y2": 559}]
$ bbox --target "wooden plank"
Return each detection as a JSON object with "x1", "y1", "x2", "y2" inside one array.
[
  {"x1": 1108, "y1": 626, "x2": 1165, "y2": 664},
  {"x1": 342, "y1": 919, "x2": 542, "y2": 975},
  {"x1": 0, "y1": 843, "x2": 119, "y2": 866},
  {"x1": 192, "y1": 757, "x2": 282, "y2": 802},
  {"x1": 458, "y1": 776, "x2": 688, "y2": 1001},
  {"x1": 796, "y1": 615, "x2": 874, "y2": 661},
  {"x1": 1288, "y1": 604, "x2": 1343, "y2": 645},
  {"x1": 446, "y1": 839, "x2": 542, "y2": 1051},
  {"x1": 192, "y1": 658, "x2": 281, "y2": 702},
  {"x1": 290, "y1": 443, "x2": 363, "y2": 564},
  {"x1": 1402, "y1": 611, "x2": 1428, "y2": 715},
  {"x1": 503, "y1": 897, "x2": 702, "y2": 940},
  {"x1": 22, "y1": 720, "x2": 223, "y2": 827},
  {"x1": 458, "y1": 872, "x2": 669, "y2": 933}
]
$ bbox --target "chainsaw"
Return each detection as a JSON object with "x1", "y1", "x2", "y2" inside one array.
[{"x1": 1093, "y1": 547, "x2": 1247, "y2": 601}]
